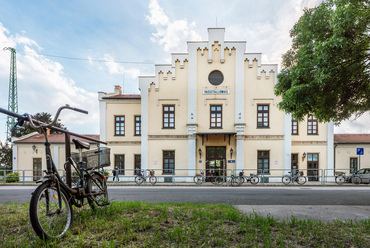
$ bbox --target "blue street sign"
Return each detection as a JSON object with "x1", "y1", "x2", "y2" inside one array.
[
  {"x1": 357, "y1": 148, "x2": 364, "y2": 155},
  {"x1": 199, "y1": 160, "x2": 202, "y2": 163},
  {"x1": 228, "y1": 160, "x2": 235, "y2": 163}
]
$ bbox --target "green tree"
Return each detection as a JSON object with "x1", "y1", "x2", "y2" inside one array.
[
  {"x1": 13, "y1": 112, "x2": 66, "y2": 137},
  {"x1": 275, "y1": 0, "x2": 370, "y2": 123},
  {"x1": 0, "y1": 141, "x2": 12, "y2": 170}
]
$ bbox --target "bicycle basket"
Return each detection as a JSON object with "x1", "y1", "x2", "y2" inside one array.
[
  {"x1": 299, "y1": 171, "x2": 304, "y2": 176},
  {"x1": 150, "y1": 170, "x2": 155, "y2": 176},
  {"x1": 71, "y1": 147, "x2": 110, "y2": 169}
]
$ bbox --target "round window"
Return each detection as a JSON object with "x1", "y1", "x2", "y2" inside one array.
[{"x1": 208, "y1": 70, "x2": 224, "y2": 86}]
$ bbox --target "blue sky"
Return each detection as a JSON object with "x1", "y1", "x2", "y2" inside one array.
[{"x1": 0, "y1": 0, "x2": 368, "y2": 142}]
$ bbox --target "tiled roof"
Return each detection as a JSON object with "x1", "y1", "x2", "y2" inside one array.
[
  {"x1": 334, "y1": 134, "x2": 370, "y2": 144},
  {"x1": 102, "y1": 94, "x2": 141, "y2": 99},
  {"x1": 13, "y1": 133, "x2": 100, "y2": 144}
]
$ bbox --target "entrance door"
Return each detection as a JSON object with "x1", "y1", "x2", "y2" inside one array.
[
  {"x1": 206, "y1": 147, "x2": 226, "y2": 182},
  {"x1": 307, "y1": 153, "x2": 319, "y2": 181}
]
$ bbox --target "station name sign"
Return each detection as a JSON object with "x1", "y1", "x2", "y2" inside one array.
[{"x1": 202, "y1": 89, "x2": 230, "y2": 95}]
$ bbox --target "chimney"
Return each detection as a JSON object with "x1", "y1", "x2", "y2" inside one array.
[
  {"x1": 114, "y1": 85, "x2": 122, "y2": 95},
  {"x1": 46, "y1": 129, "x2": 50, "y2": 137}
]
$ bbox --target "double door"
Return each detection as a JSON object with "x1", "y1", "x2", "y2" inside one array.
[{"x1": 206, "y1": 146, "x2": 226, "y2": 182}]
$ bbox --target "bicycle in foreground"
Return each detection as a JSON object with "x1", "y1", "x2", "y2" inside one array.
[
  {"x1": 135, "y1": 169, "x2": 157, "y2": 185},
  {"x1": 282, "y1": 170, "x2": 307, "y2": 185},
  {"x1": 0, "y1": 105, "x2": 110, "y2": 240}
]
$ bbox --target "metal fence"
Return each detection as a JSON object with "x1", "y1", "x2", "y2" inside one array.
[{"x1": 1, "y1": 168, "x2": 368, "y2": 186}]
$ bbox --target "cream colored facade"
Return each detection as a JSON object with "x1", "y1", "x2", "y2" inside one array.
[
  {"x1": 12, "y1": 132, "x2": 99, "y2": 181},
  {"x1": 99, "y1": 28, "x2": 334, "y2": 182}
]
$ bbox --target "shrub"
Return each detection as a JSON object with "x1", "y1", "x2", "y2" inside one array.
[{"x1": 6, "y1": 171, "x2": 20, "y2": 183}]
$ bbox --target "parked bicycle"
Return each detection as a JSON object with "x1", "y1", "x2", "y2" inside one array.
[
  {"x1": 135, "y1": 169, "x2": 157, "y2": 185},
  {"x1": 0, "y1": 105, "x2": 110, "y2": 240},
  {"x1": 215, "y1": 173, "x2": 241, "y2": 186},
  {"x1": 335, "y1": 171, "x2": 361, "y2": 185},
  {"x1": 193, "y1": 170, "x2": 219, "y2": 185},
  {"x1": 282, "y1": 170, "x2": 307, "y2": 185},
  {"x1": 237, "y1": 171, "x2": 259, "y2": 185}
]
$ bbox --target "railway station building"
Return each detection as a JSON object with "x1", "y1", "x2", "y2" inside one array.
[{"x1": 98, "y1": 28, "x2": 335, "y2": 182}]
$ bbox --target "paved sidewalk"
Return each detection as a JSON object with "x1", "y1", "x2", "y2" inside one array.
[{"x1": 235, "y1": 205, "x2": 370, "y2": 222}]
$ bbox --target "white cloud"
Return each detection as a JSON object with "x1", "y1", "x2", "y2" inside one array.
[
  {"x1": 0, "y1": 23, "x2": 100, "y2": 141},
  {"x1": 146, "y1": 0, "x2": 202, "y2": 53}
]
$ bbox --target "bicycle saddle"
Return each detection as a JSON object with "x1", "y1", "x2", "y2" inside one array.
[{"x1": 72, "y1": 138, "x2": 90, "y2": 150}]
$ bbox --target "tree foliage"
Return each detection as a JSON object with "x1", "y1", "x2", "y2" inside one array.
[
  {"x1": 275, "y1": 0, "x2": 370, "y2": 123},
  {"x1": 13, "y1": 112, "x2": 66, "y2": 137},
  {"x1": 0, "y1": 141, "x2": 12, "y2": 169}
]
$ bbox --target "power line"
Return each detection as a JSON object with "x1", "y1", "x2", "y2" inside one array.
[{"x1": 15, "y1": 50, "x2": 154, "y2": 65}]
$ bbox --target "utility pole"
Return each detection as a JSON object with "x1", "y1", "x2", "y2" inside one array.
[{"x1": 4, "y1": 47, "x2": 18, "y2": 141}]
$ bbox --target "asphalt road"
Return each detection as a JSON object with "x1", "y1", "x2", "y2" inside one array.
[{"x1": 1, "y1": 185, "x2": 369, "y2": 221}]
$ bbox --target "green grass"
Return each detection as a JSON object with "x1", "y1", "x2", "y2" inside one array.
[{"x1": 0, "y1": 201, "x2": 369, "y2": 247}]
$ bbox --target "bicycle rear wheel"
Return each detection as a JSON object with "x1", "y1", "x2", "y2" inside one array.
[
  {"x1": 335, "y1": 176, "x2": 345, "y2": 185},
  {"x1": 351, "y1": 176, "x2": 361, "y2": 184},
  {"x1": 297, "y1": 176, "x2": 307, "y2": 185},
  {"x1": 282, "y1": 176, "x2": 291, "y2": 185},
  {"x1": 231, "y1": 177, "x2": 241, "y2": 187},
  {"x1": 250, "y1": 176, "x2": 259, "y2": 185},
  {"x1": 29, "y1": 182, "x2": 73, "y2": 239},
  {"x1": 214, "y1": 176, "x2": 224, "y2": 185},
  {"x1": 149, "y1": 176, "x2": 157, "y2": 185},
  {"x1": 86, "y1": 173, "x2": 108, "y2": 209},
  {"x1": 135, "y1": 176, "x2": 144, "y2": 185}
]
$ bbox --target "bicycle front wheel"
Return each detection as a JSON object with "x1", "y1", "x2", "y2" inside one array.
[
  {"x1": 135, "y1": 176, "x2": 144, "y2": 185},
  {"x1": 335, "y1": 176, "x2": 345, "y2": 185},
  {"x1": 149, "y1": 176, "x2": 157, "y2": 185},
  {"x1": 87, "y1": 173, "x2": 108, "y2": 209},
  {"x1": 194, "y1": 175, "x2": 203, "y2": 185},
  {"x1": 250, "y1": 176, "x2": 259, "y2": 185},
  {"x1": 29, "y1": 182, "x2": 73, "y2": 239},
  {"x1": 297, "y1": 176, "x2": 307, "y2": 185},
  {"x1": 282, "y1": 176, "x2": 291, "y2": 185}
]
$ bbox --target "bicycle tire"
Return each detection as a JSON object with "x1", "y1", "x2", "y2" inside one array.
[
  {"x1": 215, "y1": 176, "x2": 224, "y2": 185},
  {"x1": 29, "y1": 182, "x2": 73, "y2": 240},
  {"x1": 351, "y1": 176, "x2": 361, "y2": 184},
  {"x1": 335, "y1": 176, "x2": 345, "y2": 185},
  {"x1": 250, "y1": 176, "x2": 259, "y2": 185},
  {"x1": 149, "y1": 176, "x2": 157, "y2": 185},
  {"x1": 86, "y1": 173, "x2": 108, "y2": 209},
  {"x1": 282, "y1": 176, "x2": 291, "y2": 185},
  {"x1": 239, "y1": 177, "x2": 245, "y2": 185},
  {"x1": 231, "y1": 177, "x2": 240, "y2": 187},
  {"x1": 297, "y1": 176, "x2": 307, "y2": 185},
  {"x1": 135, "y1": 176, "x2": 144, "y2": 185},
  {"x1": 194, "y1": 175, "x2": 203, "y2": 185}
]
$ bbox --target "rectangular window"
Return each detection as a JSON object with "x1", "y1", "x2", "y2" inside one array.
[
  {"x1": 210, "y1": 105, "x2": 222, "y2": 128},
  {"x1": 114, "y1": 155, "x2": 125, "y2": 175},
  {"x1": 134, "y1": 116, "x2": 141, "y2": 136},
  {"x1": 292, "y1": 118, "x2": 299, "y2": 135},
  {"x1": 257, "y1": 105, "x2": 269, "y2": 128},
  {"x1": 163, "y1": 105, "x2": 175, "y2": 129},
  {"x1": 291, "y1": 153, "x2": 298, "y2": 172},
  {"x1": 350, "y1": 158, "x2": 358, "y2": 173},
  {"x1": 115, "y1": 116, "x2": 125, "y2": 136},
  {"x1": 307, "y1": 115, "x2": 318, "y2": 135},
  {"x1": 163, "y1": 151, "x2": 175, "y2": 174},
  {"x1": 33, "y1": 158, "x2": 42, "y2": 181},
  {"x1": 257, "y1": 151, "x2": 269, "y2": 174},
  {"x1": 135, "y1": 154, "x2": 141, "y2": 175}
]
